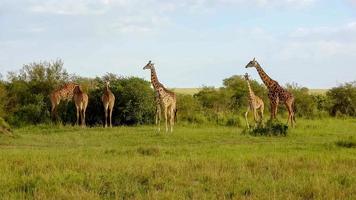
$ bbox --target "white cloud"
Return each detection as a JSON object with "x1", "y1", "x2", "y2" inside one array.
[
  {"x1": 110, "y1": 15, "x2": 170, "y2": 34},
  {"x1": 28, "y1": 0, "x2": 113, "y2": 15},
  {"x1": 279, "y1": 21, "x2": 356, "y2": 60},
  {"x1": 27, "y1": 0, "x2": 318, "y2": 16}
]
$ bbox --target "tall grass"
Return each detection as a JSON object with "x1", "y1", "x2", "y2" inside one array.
[{"x1": 0, "y1": 118, "x2": 355, "y2": 199}]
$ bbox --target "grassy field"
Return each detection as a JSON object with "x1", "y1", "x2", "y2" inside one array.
[{"x1": 0, "y1": 119, "x2": 355, "y2": 199}]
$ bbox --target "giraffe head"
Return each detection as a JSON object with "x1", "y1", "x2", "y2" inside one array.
[
  {"x1": 245, "y1": 58, "x2": 258, "y2": 68},
  {"x1": 143, "y1": 60, "x2": 154, "y2": 70},
  {"x1": 244, "y1": 73, "x2": 250, "y2": 81},
  {"x1": 105, "y1": 81, "x2": 110, "y2": 87}
]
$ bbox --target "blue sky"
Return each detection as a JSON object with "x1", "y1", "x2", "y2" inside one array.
[{"x1": 1, "y1": 0, "x2": 356, "y2": 88}]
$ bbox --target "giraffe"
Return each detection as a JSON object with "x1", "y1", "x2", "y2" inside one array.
[
  {"x1": 50, "y1": 83, "x2": 78, "y2": 120},
  {"x1": 143, "y1": 60, "x2": 177, "y2": 133},
  {"x1": 244, "y1": 73, "x2": 264, "y2": 129},
  {"x1": 245, "y1": 58, "x2": 296, "y2": 127},
  {"x1": 73, "y1": 85, "x2": 88, "y2": 127},
  {"x1": 101, "y1": 81, "x2": 115, "y2": 128}
]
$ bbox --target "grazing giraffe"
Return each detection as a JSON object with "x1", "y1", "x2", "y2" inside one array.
[
  {"x1": 101, "y1": 81, "x2": 115, "y2": 128},
  {"x1": 143, "y1": 60, "x2": 177, "y2": 133},
  {"x1": 50, "y1": 83, "x2": 78, "y2": 120},
  {"x1": 73, "y1": 85, "x2": 88, "y2": 127},
  {"x1": 245, "y1": 58, "x2": 296, "y2": 127},
  {"x1": 244, "y1": 73, "x2": 264, "y2": 129}
]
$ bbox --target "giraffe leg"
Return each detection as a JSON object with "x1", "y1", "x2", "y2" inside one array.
[
  {"x1": 156, "y1": 104, "x2": 161, "y2": 132},
  {"x1": 271, "y1": 97, "x2": 279, "y2": 121},
  {"x1": 76, "y1": 106, "x2": 80, "y2": 126},
  {"x1": 51, "y1": 100, "x2": 60, "y2": 122},
  {"x1": 253, "y1": 108, "x2": 259, "y2": 128},
  {"x1": 51, "y1": 106, "x2": 57, "y2": 121},
  {"x1": 270, "y1": 101, "x2": 275, "y2": 121},
  {"x1": 245, "y1": 107, "x2": 250, "y2": 129},
  {"x1": 167, "y1": 107, "x2": 172, "y2": 133},
  {"x1": 104, "y1": 107, "x2": 108, "y2": 128},
  {"x1": 260, "y1": 103, "x2": 265, "y2": 126},
  {"x1": 109, "y1": 108, "x2": 113, "y2": 128},
  {"x1": 170, "y1": 107, "x2": 175, "y2": 133},
  {"x1": 82, "y1": 108, "x2": 86, "y2": 127},
  {"x1": 285, "y1": 100, "x2": 295, "y2": 128},
  {"x1": 163, "y1": 106, "x2": 168, "y2": 133}
]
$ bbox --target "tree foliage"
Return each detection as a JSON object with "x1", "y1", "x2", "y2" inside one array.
[
  {"x1": 327, "y1": 82, "x2": 356, "y2": 117},
  {"x1": 0, "y1": 60, "x2": 355, "y2": 127}
]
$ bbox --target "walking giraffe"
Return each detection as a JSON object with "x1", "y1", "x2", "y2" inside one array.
[
  {"x1": 245, "y1": 58, "x2": 296, "y2": 127},
  {"x1": 102, "y1": 81, "x2": 115, "y2": 128},
  {"x1": 73, "y1": 85, "x2": 88, "y2": 127},
  {"x1": 143, "y1": 61, "x2": 177, "y2": 133},
  {"x1": 244, "y1": 73, "x2": 264, "y2": 129},
  {"x1": 50, "y1": 83, "x2": 78, "y2": 120}
]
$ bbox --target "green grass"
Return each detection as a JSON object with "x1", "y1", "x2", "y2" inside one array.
[{"x1": 0, "y1": 119, "x2": 355, "y2": 199}]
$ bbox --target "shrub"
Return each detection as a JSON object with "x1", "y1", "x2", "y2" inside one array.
[
  {"x1": 286, "y1": 83, "x2": 318, "y2": 118},
  {"x1": 176, "y1": 94, "x2": 207, "y2": 124},
  {"x1": 4, "y1": 62, "x2": 156, "y2": 127},
  {"x1": 0, "y1": 82, "x2": 8, "y2": 118},
  {"x1": 248, "y1": 120, "x2": 288, "y2": 136},
  {"x1": 327, "y1": 82, "x2": 356, "y2": 117},
  {"x1": 85, "y1": 75, "x2": 155, "y2": 126},
  {"x1": 223, "y1": 75, "x2": 268, "y2": 113}
]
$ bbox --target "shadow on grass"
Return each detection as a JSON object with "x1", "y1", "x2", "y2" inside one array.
[{"x1": 335, "y1": 137, "x2": 356, "y2": 148}]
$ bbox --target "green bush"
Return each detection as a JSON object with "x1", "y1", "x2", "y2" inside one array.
[
  {"x1": 176, "y1": 94, "x2": 207, "y2": 124},
  {"x1": 327, "y1": 82, "x2": 356, "y2": 117},
  {"x1": 286, "y1": 84, "x2": 318, "y2": 118},
  {"x1": 248, "y1": 120, "x2": 288, "y2": 136},
  {"x1": 1, "y1": 60, "x2": 356, "y2": 127},
  {"x1": 4, "y1": 62, "x2": 156, "y2": 127},
  {"x1": 223, "y1": 75, "x2": 268, "y2": 113},
  {"x1": 0, "y1": 82, "x2": 8, "y2": 118}
]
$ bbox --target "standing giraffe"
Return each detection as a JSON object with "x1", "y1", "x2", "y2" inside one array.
[
  {"x1": 73, "y1": 85, "x2": 88, "y2": 127},
  {"x1": 143, "y1": 61, "x2": 177, "y2": 133},
  {"x1": 244, "y1": 73, "x2": 264, "y2": 129},
  {"x1": 102, "y1": 81, "x2": 115, "y2": 128},
  {"x1": 245, "y1": 58, "x2": 296, "y2": 127},
  {"x1": 50, "y1": 83, "x2": 78, "y2": 120}
]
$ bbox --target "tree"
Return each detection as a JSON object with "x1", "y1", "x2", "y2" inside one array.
[{"x1": 327, "y1": 82, "x2": 356, "y2": 117}]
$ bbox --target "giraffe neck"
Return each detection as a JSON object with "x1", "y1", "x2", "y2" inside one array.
[
  {"x1": 150, "y1": 67, "x2": 161, "y2": 91},
  {"x1": 105, "y1": 85, "x2": 110, "y2": 93},
  {"x1": 246, "y1": 80, "x2": 255, "y2": 98},
  {"x1": 255, "y1": 62, "x2": 275, "y2": 89},
  {"x1": 74, "y1": 86, "x2": 82, "y2": 94}
]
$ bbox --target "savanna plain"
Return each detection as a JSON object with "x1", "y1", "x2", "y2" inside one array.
[{"x1": 0, "y1": 118, "x2": 355, "y2": 199}]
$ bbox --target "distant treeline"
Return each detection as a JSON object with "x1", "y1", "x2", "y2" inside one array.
[{"x1": 0, "y1": 60, "x2": 355, "y2": 127}]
